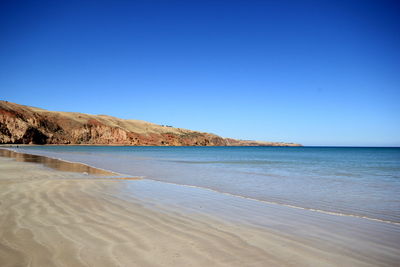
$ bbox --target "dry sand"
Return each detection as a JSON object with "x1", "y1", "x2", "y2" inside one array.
[{"x1": 0, "y1": 152, "x2": 399, "y2": 267}]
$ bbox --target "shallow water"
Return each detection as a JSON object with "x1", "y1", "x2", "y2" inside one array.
[
  {"x1": 11, "y1": 146, "x2": 400, "y2": 223},
  {"x1": 0, "y1": 149, "x2": 115, "y2": 176}
]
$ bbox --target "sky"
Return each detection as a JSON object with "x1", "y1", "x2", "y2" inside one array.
[{"x1": 0, "y1": 0, "x2": 399, "y2": 146}]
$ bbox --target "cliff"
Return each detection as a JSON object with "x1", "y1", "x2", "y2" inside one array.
[{"x1": 0, "y1": 101, "x2": 301, "y2": 146}]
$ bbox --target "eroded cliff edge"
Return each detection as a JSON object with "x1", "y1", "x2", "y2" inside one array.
[{"x1": 0, "y1": 101, "x2": 301, "y2": 146}]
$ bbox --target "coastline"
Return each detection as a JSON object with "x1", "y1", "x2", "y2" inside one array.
[
  {"x1": 5, "y1": 146, "x2": 400, "y2": 225},
  {"x1": 0, "y1": 149, "x2": 399, "y2": 266}
]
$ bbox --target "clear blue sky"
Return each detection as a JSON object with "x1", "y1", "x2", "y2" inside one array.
[{"x1": 1, "y1": 0, "x2": 399, "y2": 146}]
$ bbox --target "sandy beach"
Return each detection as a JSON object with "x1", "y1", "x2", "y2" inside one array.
[{"x1": 0, "y1": 150, "x2": 399, "y2": 267}]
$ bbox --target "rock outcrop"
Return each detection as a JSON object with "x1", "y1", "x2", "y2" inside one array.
[{"x1": 0, "y1": 101, "x2": 301, "y2": 146}]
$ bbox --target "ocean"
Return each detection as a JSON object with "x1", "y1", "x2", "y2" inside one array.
[{"x1": 13, "y1": 146, "x2": 400, "y2": 224}]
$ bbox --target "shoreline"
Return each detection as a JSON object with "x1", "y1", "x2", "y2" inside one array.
[
  {"x1": 0, "y1": 148, "x2": 400, "y2": 266},
  {"x1": 3, "y1": 147, "x2": 399, "y2": 226}
]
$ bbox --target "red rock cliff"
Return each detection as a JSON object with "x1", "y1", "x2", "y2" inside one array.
[{"x1": 0, "y1": 101, "x2": 301, "y2": 146}]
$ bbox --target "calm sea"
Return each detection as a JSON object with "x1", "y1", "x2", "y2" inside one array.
[{"x1": 15, "y1": 146, "x2": 400, "y2": 223}]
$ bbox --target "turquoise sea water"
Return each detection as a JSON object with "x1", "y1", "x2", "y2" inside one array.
[{"x1": 15, "y1": 146, "x2": 400, "y2": 223}]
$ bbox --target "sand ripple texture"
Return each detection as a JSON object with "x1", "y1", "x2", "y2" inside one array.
[{"x1": 0, "y1": 157, "x2": 399, "y2": 267}]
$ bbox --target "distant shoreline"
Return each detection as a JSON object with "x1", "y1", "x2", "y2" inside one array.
[
  {"x1": 1, "y1": 144, "x2": 398, "y2": 148},
  {"x1": 0, "y1": 101, "x2": 301, "y2": 146}
]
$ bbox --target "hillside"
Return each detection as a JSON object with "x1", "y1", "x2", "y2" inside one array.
[{"x1": 0, "y1": 101, "x2": 300, "y2": 146}]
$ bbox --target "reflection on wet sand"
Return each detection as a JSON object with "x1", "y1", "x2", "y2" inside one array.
[{"x1": 0, "y1": 148, "x2": 117, "y2": 177}]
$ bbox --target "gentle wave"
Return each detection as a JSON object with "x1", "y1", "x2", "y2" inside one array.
[
  {"x1": 166, "y1": 160, "x2": 288, "y2": 165},
  {"x1": 137, "y1": 179, "x2": 400, "y2": 226}
]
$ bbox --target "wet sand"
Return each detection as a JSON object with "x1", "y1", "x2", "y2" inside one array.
[{"x1": 0, "y1": 150, "x2": 399, "y2": 266}]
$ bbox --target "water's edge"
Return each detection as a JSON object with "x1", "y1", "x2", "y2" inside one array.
[{"x1": 1, "y1": 147, "x2": 398, "y2": 226}]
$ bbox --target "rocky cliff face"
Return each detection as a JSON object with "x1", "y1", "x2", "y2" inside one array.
[{"x1": 0, "y1": 101, "x2": 301, "y2": 146}]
